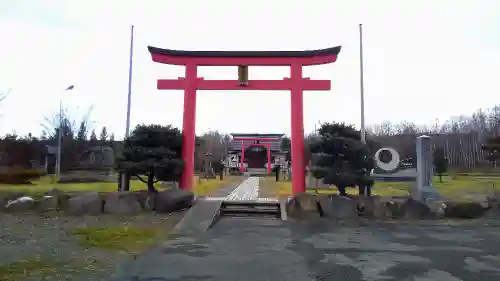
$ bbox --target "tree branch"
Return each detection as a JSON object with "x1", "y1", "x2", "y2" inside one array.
[{"x1": 136, "y1": 174, "x2": 147, "y2": 183}]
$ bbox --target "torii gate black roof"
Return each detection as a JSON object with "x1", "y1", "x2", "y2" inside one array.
[{"x1": 148, "y1": 46, "x2": 341, "y2": 58}]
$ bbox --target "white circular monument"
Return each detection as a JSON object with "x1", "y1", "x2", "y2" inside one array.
[{"x1": 374, "y1": 147, "x2": 400, "y2": 171}]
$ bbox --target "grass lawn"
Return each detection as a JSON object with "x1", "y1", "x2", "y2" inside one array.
[
  {"x1": 0, "y1": 175, "x2": 242, "y2": 199},
  {"x1": 0, "y1": 212, "x2": 186, "y2": 280},
  {"x1": 192, "y1": 175, "x2": 241, "y2": 196},
  {"x1": 261, "y1": 175, "x2": 500, "y2": 201},
  {"x1": 71, "y1": 226, "x2": 162, "y2": 252},
  {"x1": 0, "y1": 258, "x2": 68, "y2": 281}
]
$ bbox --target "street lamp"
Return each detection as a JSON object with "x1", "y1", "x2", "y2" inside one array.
[{"x1": 56, "y1": 85, "x2": 75, "y2": 181}]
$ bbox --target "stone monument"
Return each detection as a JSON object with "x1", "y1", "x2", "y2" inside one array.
[
  {"x1": 370, "y1": 147, "x2": 417, "y2": 181},
  {"x1": 412, "y1": 135, "x2": 441, "y2": 203}
]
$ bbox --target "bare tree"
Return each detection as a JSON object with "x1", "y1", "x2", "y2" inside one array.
[
  {"x1": 41, "y1": 105, "x2": 94, "y2": 140},
  {"x1": 198, "y1": 130, "x2": 230, "y2": 164},
  {"x1": 367, "y1": 103, "x2": 500, "y2": 169}
]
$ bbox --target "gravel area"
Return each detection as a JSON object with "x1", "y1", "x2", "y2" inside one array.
[{"x1": 0, "y1": 211, "x2": 185, "y2": 281}]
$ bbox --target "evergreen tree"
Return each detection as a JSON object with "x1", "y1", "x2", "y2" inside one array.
[
  {"x1": 116, "y1": 124, "x2": 184, "y2": 193},
  {"x1": 100, "y1": 126, "x2": 108, "y2": 141},
  {"x1": 433, "y1": 147, "x2": 448, "y2": 182},
  {"x1": 76, "y1": 121, "x2": 88, "y2": 141},
  {"x1": 309, "y1": 122, "x2": 374, "y2": 196},
  {"x1": 482, "y1": 136, "x2": 500, "y2": 168},
  {"x1": 89, "y1": 129, "x2": 97, "y2": 143}
]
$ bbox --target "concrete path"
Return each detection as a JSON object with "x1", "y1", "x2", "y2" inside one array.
[
  {"x1": 109, "y1": 219, "x2": 500, "y2": 281},
  {"x1": 204, "y1": 176, "x2": 279, "y2": 202},
  {"x1": 225, "y1": 176, "x2": 260, "y2": 201}
]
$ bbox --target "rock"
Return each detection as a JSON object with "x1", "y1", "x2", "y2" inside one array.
[
  {"x1": 43, "y1": 188, "x2": 70, "y2": 210},
  {"x1": 292, "y1": 193, "x2": 320, "y2": 212},
  {"x1": 463, "y1": 194, "x2": 490, "y2": 208},
  {"x1": 0, "y1": 197, "x2": 6, "y2": 211},
  {"x1": 104, "y1": 192, "x2": 143, "y2": 215},
  {"x1": 484, "y1": 197, "x2": 500, "y2": 218},
  {"x1": 318, "y1": 195, "x2": 358, "y2": 219},
  {"x1": 286, "y1": 193, "x2": 321, "y2": 219},
  {"x1": 38, "y1": 196, "x2": 59, "y2": 212},
  {"x1": 5, "y1": 196, "x2": 36, "y2": 212},
  {"x1": 372, "y1": 197, "x2": 398, "y2": 219},
  {"x1": 400, "y1": 199, "x2": 434, "y2": 219},
  {"x1": 426, "y1": 199, "x2": 446, "y2": 218},
  {"x1": 485, "y1": 204, "x2": 500, "y2": 218},
  {"x1": 355, "y1": 196, "x2": 377, "y2": 217},
  {"x1": 154, "y1": 189, "x2": 194, "y2": 213},
  {"x1": 130, "y1": 190, "x2": 154, "y2": 211},
  {"x1": 67, "y1": 192, "x2": 104, "y2": 215},
  {"x1": 444, "y1": 201, "x2": 488, "y2": 219}
]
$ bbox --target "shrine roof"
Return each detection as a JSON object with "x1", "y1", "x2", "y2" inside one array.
[
  {"x1": 147, "y1": 46, "x2": 341, "y2": 58},
  {"x1": 230, "y1": 133, "x2": 285, "y2": 138}
]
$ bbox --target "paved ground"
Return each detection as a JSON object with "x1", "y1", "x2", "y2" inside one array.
[
  {"x1": 225, "y1": 176, "x2": 260, "y2": 201},
  {"x1": 110, "y1": 216, "x2": 500, "y2": 281},
  {"x1": 206, "y1": 176, "x2": 277, "y2": 202},
  {"x1": 108, "y1": 179, "x2": 500, "y2": 280}
]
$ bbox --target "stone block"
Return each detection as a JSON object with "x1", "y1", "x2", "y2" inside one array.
[
  {"x1": 130, "y1": 190, "x2": 154, "y2": 211},
  {"x1": 372, "y1": 197, "x2": 399, "y2": 219},
  {"x1": 44, "y1": 188, "x2": 70, "y2": 210},
  {"x1": 293, "y1": 193, "x2": 320, "y2": 212},
  {"x1": 38, "y1": 195, "x2": 59, "y2": 212},
  {"x1": 104, "y1": 192, "x2": 143, "y2": 215},
  {"x1": 154, "y1": 189, "x2": 194, "y2": 214},
  {"x1": 318, "y1": 195, "x2": 358, "y2": 219},
  {"x1": 67, "y1": 192, "x2": 104, "y2": 215},
  {"x1": 286, "y1": 193, "x2": 321, "y2": 219},
  {"x1": 444, "y1": 201, "x2": 488, "y2": 219},
  {"x1": 485, "y1": 201, "x2": 500, "y2": 218},
  {"x1": 400, "y1": 198, "x2": 434, "y2": 219},
  {"x1": 355, "y1": 196, "x2": 377, "y2": 218}
]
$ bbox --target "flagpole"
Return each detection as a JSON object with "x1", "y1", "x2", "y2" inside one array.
[
  {"x1": 125, "y1": 25, "x2": 134, "y2": 138},
  {"x1": 121, "y1": 25, "x2": 134, "y2": 191},
  {"x1": 359, "y1": 24, "x2": 366, "y2": 144}
]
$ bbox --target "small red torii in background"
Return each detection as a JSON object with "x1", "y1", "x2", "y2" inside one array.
[{"x1": 147, "y1": 45, "x2": 341, "y2": 195}]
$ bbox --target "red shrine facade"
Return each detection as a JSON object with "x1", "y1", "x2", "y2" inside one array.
[
  {"x1": 226, "y1": 133, "x2": 285, "y2": 174},
  {"x1": 147, "y1": 45, "x2": 341, "y2": 195}
]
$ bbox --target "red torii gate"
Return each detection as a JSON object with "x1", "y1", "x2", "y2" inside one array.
[
  {"x1": 232, "y1": 137, "x2": 280, "y2": 174},
  {"x1": 148, "y1": 46, "x2": 341, "y2": 195}
]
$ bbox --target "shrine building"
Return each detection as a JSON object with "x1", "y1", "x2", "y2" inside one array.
[{"x1": 226, "y1": 133, "x2": 287, "y2": 174}]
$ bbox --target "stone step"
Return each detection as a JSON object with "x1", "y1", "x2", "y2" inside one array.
[{"x1": 220, "y1": 200, "x2": 281, "y2": 218}]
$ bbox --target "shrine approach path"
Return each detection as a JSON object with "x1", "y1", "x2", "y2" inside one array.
[{"x1": 108, "y1": 178, "x2": 500, "y2": 281}]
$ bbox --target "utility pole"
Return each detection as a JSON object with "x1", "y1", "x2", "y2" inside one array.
[
  {"x1": 120, "y1": 25, "x2": 135, "y2": 191},
  {"x1": 125, "y1": 25, "x2": 134, "y2": 138},
  {"x1": 56, "y1": 85, "x2": 74, "y2": 181},
  {"x1": 359, "y1": 24, "x2": 366, "y2": 144}
]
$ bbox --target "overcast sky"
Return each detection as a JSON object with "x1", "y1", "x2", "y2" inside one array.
[{"x1": 0, "y1": 0, "x2": 499, "y2": 139}]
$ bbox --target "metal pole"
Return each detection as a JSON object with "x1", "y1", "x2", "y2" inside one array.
[
  {"x1": 121, "y1": 25, "x2": 135, "y2": 191},
  {"x1": 359, "y1": 24, "x2": 366, "y2": 144},
  {"x1": 56, "y1": 99, "x2": 63, "y2": 180},
  {"x1": 125, "y1": 25, "x2": 134, "y2": 138}
]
